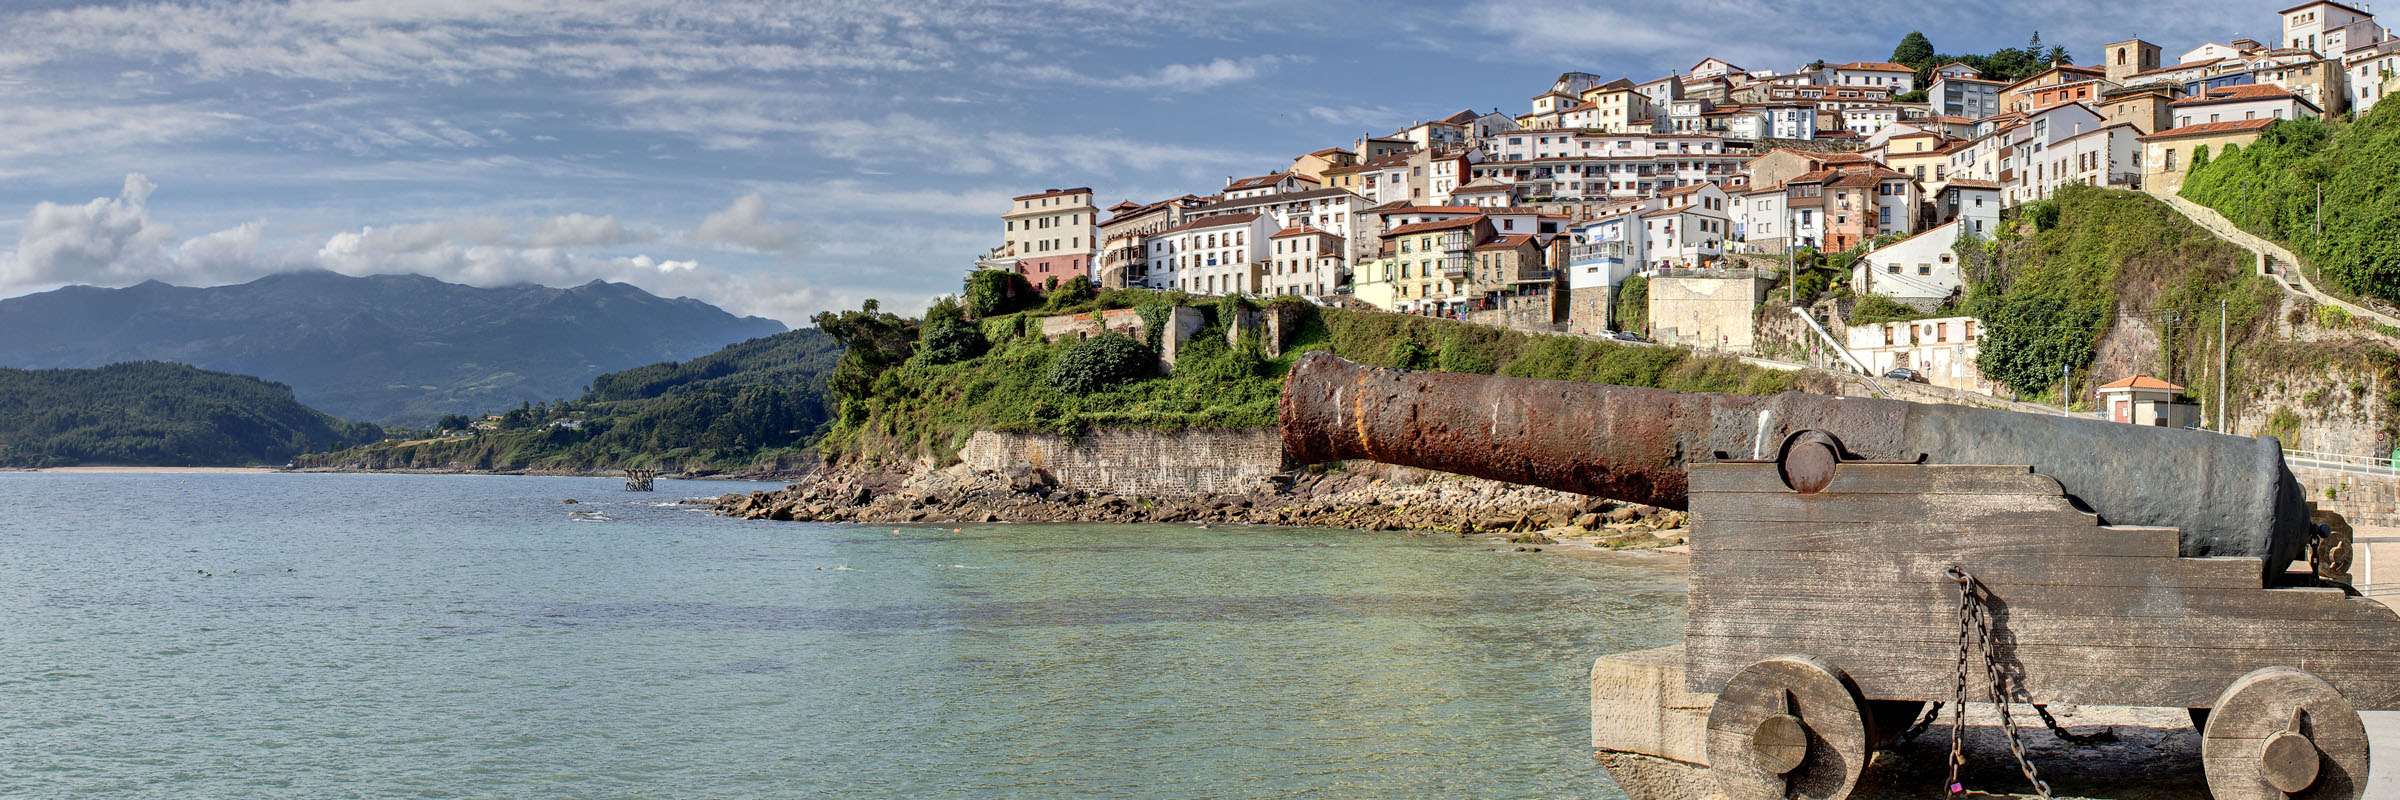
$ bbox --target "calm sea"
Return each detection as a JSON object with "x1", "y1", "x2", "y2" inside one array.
[{"x1": 0, "y1": 472, "x2": 1687, "y2": 798}]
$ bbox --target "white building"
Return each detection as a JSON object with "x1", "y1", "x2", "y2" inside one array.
[
  {"x1": 1853, "y1": 222, "x2": 1970, "y2": 307},
  {"x1": 2348, "y1": 37, "x2": 2400, "y2": 114},
  {"x1": 1842, "y1": 105, "x2": 1902, "y2": 135},
  {"x1": 1147, "y1": 212, "x2": 1276, "y2": 295},
  {"x1": 2283, "y1": 0, "x2": 2384, "y2": 60},
  {"x1": 1846, "y1": 315, "x2": 1997, "y2": 394},
  {"x1": 1827, "y1": 62, "x2": 1918, "y2": 93},
  {"x1": 1732, "y1": 183, "x2": 1787, "y2": 251},
  {"x1": 2015, "y1": 122, "x2": 2142, "y2": 202},
  {"x1": 1641, "y1": 183, "x2": 1730, "y2": 268},
  {"x1": 2169, "y1": 83, "x2": 2321, "y2": 128},
  {"x1": 1565, "y1": 201, "x2": 1656, "y2": 332},
  {"x1": 1266, "y1": 226, "x2": 1345, "y2": 297}
]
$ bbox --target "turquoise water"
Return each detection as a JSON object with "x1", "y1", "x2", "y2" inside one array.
[{"x1": 0, "y1": 472, "x2": 1687, "y2": 798}]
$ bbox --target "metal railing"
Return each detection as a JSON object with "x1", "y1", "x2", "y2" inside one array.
[{"x1": 2282, "y1": 448, "x2": 2400, "y2": 477}]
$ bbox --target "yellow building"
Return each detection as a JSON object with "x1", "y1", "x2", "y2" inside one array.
[
  {"x1": 2139, "y1": 118, "x2": 2276, "y2": 196},
  {"x1": 1351, "y1": 254, "x2": 1400, "y2": 310}
]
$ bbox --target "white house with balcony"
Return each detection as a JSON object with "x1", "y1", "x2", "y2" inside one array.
[
  {"x1": 1641, "y1": 183, "x2": 1730, "y2": 269},
  {"x1": 1565, "y1": 201, "x2": 1656, "y2": 334}
]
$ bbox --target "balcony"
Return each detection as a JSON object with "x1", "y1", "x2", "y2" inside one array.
[{"x1": 1569, "y1": 242, "x2": 1631, "y2": 263}]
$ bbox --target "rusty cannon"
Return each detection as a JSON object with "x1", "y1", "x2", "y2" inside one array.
[{"x1": 1280, "y1": 352, "x2": 2391, "y2": 800}]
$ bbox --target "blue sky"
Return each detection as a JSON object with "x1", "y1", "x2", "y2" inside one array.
[{"x1": 0, "y1": 0, "x2": 2300, "y2": 325}]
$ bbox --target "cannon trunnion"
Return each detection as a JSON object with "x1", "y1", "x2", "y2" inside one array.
[{"x1": 1685, "y1": 436, "x2": 2396, "y2": 800}]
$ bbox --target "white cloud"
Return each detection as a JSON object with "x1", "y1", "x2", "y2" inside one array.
[
  {"x1": 688, "y1": 193, "x2": 808, "y2": 254},
  {"x1": 1025, "y1": 54, "x2": 1300, "y2": 92},
  {"x1": 0, "y1": 173, "x2": 180, "y2": 290}
]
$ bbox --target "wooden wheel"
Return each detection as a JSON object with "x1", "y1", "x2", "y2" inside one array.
[
  {"x1": 1707, "y1": 655, "x2": 1871, "y2": 800},
  {"x1": 2202, "y1": 667, "x2": 2369, "y2": 800}
]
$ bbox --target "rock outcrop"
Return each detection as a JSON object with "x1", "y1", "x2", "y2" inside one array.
[{"x1": 712, "y1": 460, "x2": 1690, "y2": 546}]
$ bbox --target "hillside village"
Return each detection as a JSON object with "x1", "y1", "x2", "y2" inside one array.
[{"x1": 977, "y1": 2, "x2": 2400, "y2": 415}]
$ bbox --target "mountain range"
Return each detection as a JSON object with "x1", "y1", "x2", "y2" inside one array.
[{"x1": 0, "y1": 271, "x2": 786, "y2": 426}]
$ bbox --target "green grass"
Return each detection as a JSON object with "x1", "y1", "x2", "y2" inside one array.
[{"x1": 817, "y1": 290, "x2": 1800, "y2": 468}]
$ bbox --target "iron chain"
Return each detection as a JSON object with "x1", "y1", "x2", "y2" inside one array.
[{"x1": 1945, "y1": 565, "x2": 2053, "y2": 799}]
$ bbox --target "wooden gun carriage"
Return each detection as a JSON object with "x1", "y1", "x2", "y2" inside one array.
[{"x1": 1279, "y1": 353, "x2": 2394, "y2": 800}]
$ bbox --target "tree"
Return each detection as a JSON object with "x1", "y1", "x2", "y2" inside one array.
[
  {"x1": 2046, "y1": 45, "x2": 2072, "y2": 66},
  {"x1": 2028, "y1": 32, "x2": 2043, "y2": 55},
  {"x1": 436, "y1": 414, "x2": 472, "y2": 432},
  {"x1": 1892, "y1": 31, "x2": 1935, "y2": 69}
]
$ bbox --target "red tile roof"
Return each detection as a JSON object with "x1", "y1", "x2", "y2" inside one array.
[
  {"x1": 1944, "y1": 179, "x2": 2001, "y2": 189},
  {"x1": 1012, "y1": 187, "x2": 1092, "y2": 202},
  {"x1": 1382, "y1": 205, "x2": 1482, "y2": 215},
  {"x1": 1227, "y1": 173, "x2": 1294, "y2": 190},
  {"x1": 1473, "y1": 233, "x2": 1538, "y2": 250},
  {"x1": 2138, "y1": 118, "x2": 2280, "y2": 140},
  {"x1": 1381, "y1": 217, "x2": 1484, "y2": 237},
  {"x1": 1306, "y1": 147, "x2": 1352, "y2": 157},
  {"x1": 1271, "y1": 225, "x2": 1339, "y2": 239},
  {"x1": 1837, "y1": 61, "x2": 1914, "y2": 72},
  {"x1": 1156, "y1": 212, "x2": 1261, "y2": 235},
  {"x1": 2170, "y1": 83, "x2": 2308, "y2": 107},
  {"x1": 2097, "y1": 374, "x2": 2185, "y2": 391}
]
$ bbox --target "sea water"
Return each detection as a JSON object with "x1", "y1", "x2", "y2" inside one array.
[{"x1": 0, "y1": 472, "x2": 1686, "y2": 798}]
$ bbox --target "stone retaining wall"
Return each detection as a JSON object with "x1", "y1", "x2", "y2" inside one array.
[
  {"x1": 2291, "y1": 465, "x2": 2400, "y2": 528},
  {"x1": 960, "y1": 428, "x2": 1284, "y2": 498}
]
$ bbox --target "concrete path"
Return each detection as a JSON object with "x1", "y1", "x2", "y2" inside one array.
[
  {"x1": 2156, "y1": 193, "x2": 2400, "y2": 332},
  {"x1": 2368, "y1": 710, "x2": 2400, "y2": 796}
]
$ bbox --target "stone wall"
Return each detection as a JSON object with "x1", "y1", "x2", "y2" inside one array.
[
  {"x1": 2290, "y1": 465, "x2": 2400, "y2": 528},
  {"x1": 1648, "y1": 273, "x2": 1769, "y2": 353},
  {"x1": 960, "y1": 428, "x2": 1284, "y2": 499},
  {"x1": 1566, "y1": 286, "x2": 1613, "y2": 336},
  {"x1": 1037, "y1": 305, "x2": 1206, "y2": 370}
]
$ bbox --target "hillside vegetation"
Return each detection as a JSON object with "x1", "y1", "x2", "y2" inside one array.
[
  {"x1": 0, "y1": 362, "x2": 384, "y2": 467},
  {"x1": 1964, "y1": 185, "x2": 2280, "y2": 404},
  {"x1": 2178, "y1": 103, "x2": 2400, "y2": 308},
  {"x1": 294, "y1": 329, "x2": 840, "y2": 474},
  {"x1": 817, "y1": 278, "x2": 1808, "y2": 469}
]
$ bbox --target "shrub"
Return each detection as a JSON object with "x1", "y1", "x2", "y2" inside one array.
[
  {"x1": 964, "y1": 271, "x2": 1033, "y2": 319},
  {"x1": 1388, "y1": 337, "x2": 1434, "y2": 369},
  {"x1": 1043, "y1": 275, "x2": 1097, "y2": 311},
  {"x1": 916, "y1": 319, "x2": 988, "y2": 365},
  {"x1": 1044, "y1": 332, "x2": 1153, "y2": 394}
]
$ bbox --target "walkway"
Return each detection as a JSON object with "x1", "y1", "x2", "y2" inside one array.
[{"x1": 2156, "y1": 193, "x2": 2400, "y2": 331}]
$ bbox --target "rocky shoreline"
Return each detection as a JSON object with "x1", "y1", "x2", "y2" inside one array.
[{"x1": 712, "y1": 460, "x2": 1691, "y2": 549}]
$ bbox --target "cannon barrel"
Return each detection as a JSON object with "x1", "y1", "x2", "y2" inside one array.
[{"x1": 1279, "y1": 352, "x2": 2311, "y2": 571}]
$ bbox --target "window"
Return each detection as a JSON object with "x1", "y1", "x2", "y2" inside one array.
[
  {"x1": 1919, "y1": 263, "x2": 1932, "y2": 276},
  {"x1": 1887, "y1": 263, "x2": 1900, "y2": 274}
]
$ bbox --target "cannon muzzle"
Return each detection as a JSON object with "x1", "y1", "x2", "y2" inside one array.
[{"x1": 1279, "y1": 352, "x2": 2311, "y2": 571}]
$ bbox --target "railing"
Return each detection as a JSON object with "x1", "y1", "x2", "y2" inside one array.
[
  {"x1": 1648, "y1": 266, "x2": 1757, "y2": 279},
  {"x1": 1569, "y1": 243, "x2": 1630, "y2": 262},
  {"x1": 2282, "y1": 448, "x2": 2400, "y2": 477}
]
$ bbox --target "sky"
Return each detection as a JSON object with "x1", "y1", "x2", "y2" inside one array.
[{"x1": 0, "y1": 0, "x2": 2307, "y2": 326}]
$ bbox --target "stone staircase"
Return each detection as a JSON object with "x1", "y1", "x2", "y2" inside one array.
[{"x1": 2157, "y1": 193, "x2": 2400, "y2": 331}]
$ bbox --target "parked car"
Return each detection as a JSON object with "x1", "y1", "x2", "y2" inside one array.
[
  {"x1": 1883, "y1": 367, "x2": 1928, "y2": 383},
  {"x1": 1609, "y1": 331, "x2": 1647, "y2": 343}
]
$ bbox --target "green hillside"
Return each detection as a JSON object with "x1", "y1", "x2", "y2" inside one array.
[
  {"x1": 0, "y1": 362, "x2": 385, "y2": 467},
  {"x1": 2178, "y1": 103, "x2": 2400, "y2": 308},
  {"x1": 294, "y1": 329, "x2": 840, "y2": 474},
  {"x1": 816, "y1": 278, "x2": 1806, "y2": 469}
]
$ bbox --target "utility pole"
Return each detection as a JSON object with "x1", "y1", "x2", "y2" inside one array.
[
  {"x1": 2316, "y1": 182, "x2": 2324, "y2": 243},
  {"x1": 2219, "y1": 298, "x2": 2229, "y2": 432},
  {"x1": 2061, "y1": 363, "x2": 2072, "y2": 416}
]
